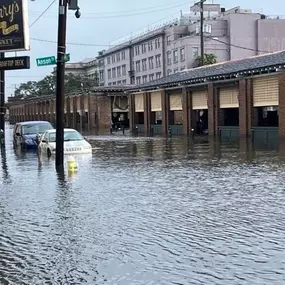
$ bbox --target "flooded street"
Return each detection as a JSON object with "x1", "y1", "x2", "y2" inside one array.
[{"x1": 1, "y1": 123, "x2": 285, "y2": 285}]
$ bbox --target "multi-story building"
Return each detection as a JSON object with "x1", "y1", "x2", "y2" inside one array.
[
  {"x1": 54, "y1": 57, "x2": 99, "y2": 83},
  {"x1": 97, "y1": 3, "x2": 285, "y2": 86}
]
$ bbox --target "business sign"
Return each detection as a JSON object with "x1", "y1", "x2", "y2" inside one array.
[
  {"x1": 0, "y1": 0, "x2": 30, "y2": 53},
  {"x1": 0, "y1": 56, "x2": 30, "y2": 70}
]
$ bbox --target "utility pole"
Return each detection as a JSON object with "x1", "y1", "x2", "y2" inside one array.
[
  {"x1": 55, "y1": 0, "x2": 68, "y2": 170},
  {"x1": 199, "y1": 0, "x2": 206, "y2": 66},
  {"x1": 55, "y1": 0, "x2": 80, "y2": 170},
  {"x1": 0, "y1": 53, "x2": 5, "y2": 139}
]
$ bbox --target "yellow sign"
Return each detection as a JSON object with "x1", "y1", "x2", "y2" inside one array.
[
  {"x1": 0, "y1": 21, "x2": 19, "y2": 35},
  {"x1": 0, "y1": 0, "x2": 29, "y2": 52}
]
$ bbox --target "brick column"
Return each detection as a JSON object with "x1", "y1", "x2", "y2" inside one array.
[
  {"x1": 239, "y1": 78, "x2": 254, "y2": 137},
  {"x1": 161, "y1": 89, "x2": 169, "y2": 135},
  {"x1": 143, "y1": 92, "x2": 151, "y2": 136},
  {"x1": 182, "y1": 88, "x2": 190, "y2": 136},
  {"x1": 128, "y1": 94, "x2": 136, "y2": 133},
  {"x1": 89, "y1": 94, "x2": 97, "y2": 134},
  {"x1": 80, "y1": 94, "x2": 85, "y2": 133},
  {"x1": 208, "y1": 83, "x2": 218, "y2": 136},
  {"x1": 278, "y1": 72, "x2": 285, "y2": 138},
  {"x1": 97, "y1": 95, "x2": 112, "y2": 133}
]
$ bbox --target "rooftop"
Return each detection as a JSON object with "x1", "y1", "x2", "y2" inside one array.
[{"x1": 128, "y1": 50, "x2": 285, "y2": 92}]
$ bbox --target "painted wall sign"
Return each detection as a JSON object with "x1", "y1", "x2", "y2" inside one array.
[
  {"x1": 0, "y1": 0, "x2": 30, "y2": 52},
  {"x1": 0, "y1": 56, "x2": 30, "y2": 70}
]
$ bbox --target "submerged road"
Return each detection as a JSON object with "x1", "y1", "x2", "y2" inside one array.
[{"x1": 1, "y1": 123, "x2": 285, "y2": 284}]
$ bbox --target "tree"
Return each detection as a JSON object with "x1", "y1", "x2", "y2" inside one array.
[
  {"x1": 14, "y1": 72, "x2": 98, "y2": 97},
  {"x1": 196, "y1": 53, "x2": 217, "y2": 67}
]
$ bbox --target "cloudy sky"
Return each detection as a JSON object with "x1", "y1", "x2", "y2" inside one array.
[{"x1": 4, "y1": 0, "x2": 282, "y2": 97}]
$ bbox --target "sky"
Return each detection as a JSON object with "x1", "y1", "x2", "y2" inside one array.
[{"x1": 4, "y1": 0, "x2": 283, "y2": 98}]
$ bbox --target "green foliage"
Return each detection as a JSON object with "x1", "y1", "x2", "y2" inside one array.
[
  {"x1": 14, "y1": 71, "x2": 98, "y2": 97},
  {"x1": 196, "y1": 53, "x2": 218, "y2": 67}
]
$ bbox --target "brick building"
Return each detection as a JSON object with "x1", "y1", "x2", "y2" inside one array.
[{"x1": 7, "y1": 50, "x2": 285, "y2": 143}]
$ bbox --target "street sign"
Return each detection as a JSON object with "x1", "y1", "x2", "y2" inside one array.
[
  {"x1": 36, "y1": 54, "x2": 70, "y2": 67},
  {"x1": 64, "y1": 53, "x2": 70, "y2": 62},
  {"x1": 0, "y1": 56, "x2": 30, "y2": 71},
  {"x1": 36, "y1": 56, "x2": 56, "y2": 67}
]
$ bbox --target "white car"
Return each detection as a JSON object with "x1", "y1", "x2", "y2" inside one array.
[{"x1": 38, "y1": 128, "x2": 92, "y2": 157}]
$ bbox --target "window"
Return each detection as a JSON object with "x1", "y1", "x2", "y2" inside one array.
[
  {"x1": 113, "y1": 82, "x2": 116, "y2": 86},
  {"x1": 107, "y1": 69, "x2": 111, "y2": 79},
  {"x1": 135, "y1": 46, "x2": 140, "y2": 55},
  {"x1": 112, "y1": 55, "x2": 115, "y2": 63},
  {"x1": 174, "y1": 68, "x2": 179, "y2": 74},
  {"x1": 108, "y1": 83, "x2": 112, "y2": 86},
  {"x1": 167, "y1": 51, "x2": 171, "y2": 65},
  {"x1": 122, "y1": 65, "x2": 126, "y2": 75},
  {"x1": 192, "y1": 47, "x2": 199, "y2": 59},
  {"x1": 148, "y1": 41, "x2": 153, "y2": 51},
  {"x1": 180, "y1": 48, "x2": 185, "y2": 61},
  {"x1": 49, "y1": 130, "x2": 84, "y2": 143},
  {"x1": 116, "y1": 66, "x2": 121, "y2": 77},
  {"x1": 142, "y1": 43, "x2": 147, "y2": 53},
  {"x1": 22, "y1": 123, "x2": 53, "y2": 135},
  {"x1": 149, "y1": 74, "x2": 154, "y2": 81},
  {"x1": 99, "y1": 70, "x2": 104, "y2": 81},
  {"x1": 135, "y1": 61, "x2": 140, "y2": 72},
  {"x1": 142, "y1": 59, "x2": 147, "y2": 71},
  {"x1": 156, "y1": 72, "x2": 161, "y2": 79},
  {"x1": 155, "y1": 54, "x2": 161, "y2": 67},
  {"x1": 148, "y1": 57, "x2": 154, "y2": 69},
  {"x1": 180, "y1": 66, "x2": 185, "y2": 71},
  {"x1": 112, "y1": 67, "x2": 116, "y2": 78},
  {"x1": 121, "y1": 50, "x2": 126, "y2": 60},
  {"x1": 136, "y1": 77, "x2": 141, "y2": 84},
  {"x1": 155, "y1": 38, "x2": 160, "y2": 49},
  {"x1": 173, "y1": 49, "x2": 178, "y2": 63},
  {"x1": 167, "y1": 35, "x2": 171, "y2": 45},
  {"x1": 107, "y1": 57, "x2": 110, "y2": 64},
  {"x1": 142, "y1": 75, "x2": 147, "y2": 83},
  {"x1": 99, "y1": 59, "x2": 104, "y2": 67},
  {"x1": 167, "y1": 69, "x2": 172, "y2": 75},
  {"x1": 117, "y1": 81, "x2": 121, "y2": 85},
  {"x1": 122, "y1": 79, "x2": 127, "y2": 85},
  {"x1": 116, "y1": 53, "x2": 120, "y2": 62}
]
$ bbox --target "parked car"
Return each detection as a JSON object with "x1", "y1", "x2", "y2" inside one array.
[
  {"x1": 38, "y1": 128, "x2": 92, "y2": 157},
  {"x1": 13, "y1": 121, "x2": 54, "y2": 150}
]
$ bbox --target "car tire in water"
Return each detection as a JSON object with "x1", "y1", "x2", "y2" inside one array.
[{"x1": 47, "y1": 149, "x2": 51, "y2": 157}]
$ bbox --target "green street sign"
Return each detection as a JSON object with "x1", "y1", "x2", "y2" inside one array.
[
  {"x1": 36, "y1": 54, "x2": 70, "y2": 67},
  {"x1": 36, "y1": 56, "x2": 56, "y2": 66},
  {"x1": 64, "y1": 53, "x2": 70, "y2": 62}
]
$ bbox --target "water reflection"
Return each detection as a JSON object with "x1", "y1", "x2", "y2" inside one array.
[
  {"x1": 0, "y1": 145, "x2": 10, "y2": 183},
  {"x1": 2, "y1": 133, "x2": 285, "y2": 284}
]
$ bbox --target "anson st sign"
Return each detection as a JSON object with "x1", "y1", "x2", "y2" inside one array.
[{"x1": 0, "y1": 0, "x2": 30, "y2": 52}]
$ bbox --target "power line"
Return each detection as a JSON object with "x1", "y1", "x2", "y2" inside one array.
[
  {"x1": 28, "y1": 1, "x2": 189, "y2": 17},
  {"x1": 206, "y1": 36, "x2": 270, "y2": 54},
  {"x1": 28, "y1": 2, "x2": 189, "y2": 19},
  {"x1": 29, "y1": 0, "x2": 56, "y2": 28}
]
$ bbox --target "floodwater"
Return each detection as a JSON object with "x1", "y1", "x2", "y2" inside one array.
[{"x1": 1, "y1": 123, "x2": 285, "y2": 285}]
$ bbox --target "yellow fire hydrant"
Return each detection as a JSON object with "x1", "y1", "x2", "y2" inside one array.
[{"x1": 67, "y1": 156, "x2": 78, "y2": 172}]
